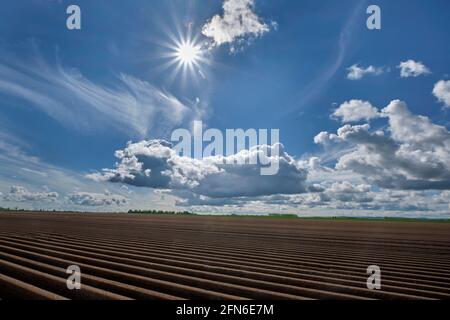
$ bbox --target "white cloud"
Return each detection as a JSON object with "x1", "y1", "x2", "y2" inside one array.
[
  {"x1": 176, "y1": 185, "x2": 450, "y2": 214},
  {"x1": 314, "y1": 131, "x2": 340, "y2": 145},
  {"x1": 397, "y1": 60, "x2": 431, "y2": 78},
  {"x1": 82, "y1": 102, "x2": 450, "y2": 214},
  {"x1": 88, "y1": 139, "x2": 307, "y2": 199},
  {"x1": 332, "y1": 100, "x2": 380, "y2": 123},
  {"x1": 0, "y1": 129, "x2": 174, "y2": 212},
  {"x1": 346, "y1": 64, "x2": 384, "y2": 80},
  {"x1": 317, "y1": 100, "x2": 450, "y2": 191},
  {"x1": 67, "y1": 191, "x2": 128, "y2": 206},
  {"x1": 88, "y1": 136, "x2": 449, "y2": 214},
  {"x1": 0, "y1": 58, "x2": 203, "y2": 137},
  {"x1": 202, "y1": 0, "x2": 275, "y2": 51},
  {"x1": 3, "y1": 186, "x2": 59, "y2": 202},
  {"x1": 433, "y1": 80, "x2": 450, "y2": 108}
]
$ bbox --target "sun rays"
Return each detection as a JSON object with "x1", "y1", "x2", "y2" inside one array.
[
  {"x1": 154, "y1": 28, "x2": 210, "y2": 86},
  {"x1": 175, "y1": 41, "x2": 201, "y2": 66}
]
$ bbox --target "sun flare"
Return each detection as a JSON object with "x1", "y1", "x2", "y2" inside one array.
[
  {"x1": 176, "y1": 42, "x2": 201, "y2": 66},
  {"x1": 157, "y1": 31, "x2": 209, "y2": 84}
]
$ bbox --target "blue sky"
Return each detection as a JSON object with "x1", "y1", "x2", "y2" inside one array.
[{"x1": 1, "y1": 0, "x2": 449, "y2": 217}]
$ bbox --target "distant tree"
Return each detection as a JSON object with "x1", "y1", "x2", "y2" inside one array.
[{"x1": 128, "y1": 209, "x2": 195, "y2": 216}]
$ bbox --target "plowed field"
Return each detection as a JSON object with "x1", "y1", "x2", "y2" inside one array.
[{"x1": 0, "y1": 212, "x2": 449, "y2": 300}]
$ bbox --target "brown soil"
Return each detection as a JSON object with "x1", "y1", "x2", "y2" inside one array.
[{"x1": 0, "y1": 211, "x2": 449, "y2": 300}]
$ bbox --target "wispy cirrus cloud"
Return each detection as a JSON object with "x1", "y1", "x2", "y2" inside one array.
[
  {"x1": 283, "y1": 0, "x2": 368, "y2": 116},
  {"x1": 0, "y1": 56, "x2": 203, "y2": 138},
  {"x1": 0, "y1": 129, "x2": 161, "y2": 211}
]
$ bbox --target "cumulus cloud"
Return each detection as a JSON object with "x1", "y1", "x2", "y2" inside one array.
[
  {"x1": 332, "y1": 100, "x2": 380, "y2": 123},
  {"x1": 397, "y1": 60, "x2": 431, "y2": 78},
  {"x1": 317, "y1": 100, "x2": 450, "y2": 190},
  {"x1": 202, "y1": 0, "x2": 275, "y2": 51},
  {"x1": 88, "y1": 139, "x2": 307, "y2": 199},
  {"x1": 295, "y1": 187, "x2": 438, "y2": 212},
  {"x1": 314, "y1": 131, "x2": 339, "y2": 145},
  {"x1": 3, "y1": 186, "x2": 59, "y2": 202},
  {"x1": 86, "y1": 110, "x2": 450, "y2": 214},
  {"x1": 267, "y1": 182, "x2": 374, "y2": 208},
  {"x1": 346, "y1": 64, "x2": 384, "y2": 80},
  {"x1": 298, "y1": 181, "x2": 374, "y2": 206},
  {"x1": 178, "y1": 184, "x2": 449, "y2": 213},
  {"x1": 67, "y1": 191, "x2": 128, "y2": 206},
  {"x1": 433, "y1": 80, "x2": 450, "y2": 108}
]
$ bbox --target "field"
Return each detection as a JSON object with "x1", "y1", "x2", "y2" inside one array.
[{"x1": 0, "y1": 211, "x2": 449, "y2": 300}]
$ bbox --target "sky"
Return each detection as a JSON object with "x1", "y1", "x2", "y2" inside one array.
[{"x1": 0, "y1": 0, "x2": 450, "y2": 217}]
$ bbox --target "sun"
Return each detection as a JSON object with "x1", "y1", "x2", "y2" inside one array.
[
  {"x1": 176, "y1": 42, "x2": 201, "y2": 66},
  {"x1": 155, "y1": 31, "x2": 209, "y2": 85}
]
